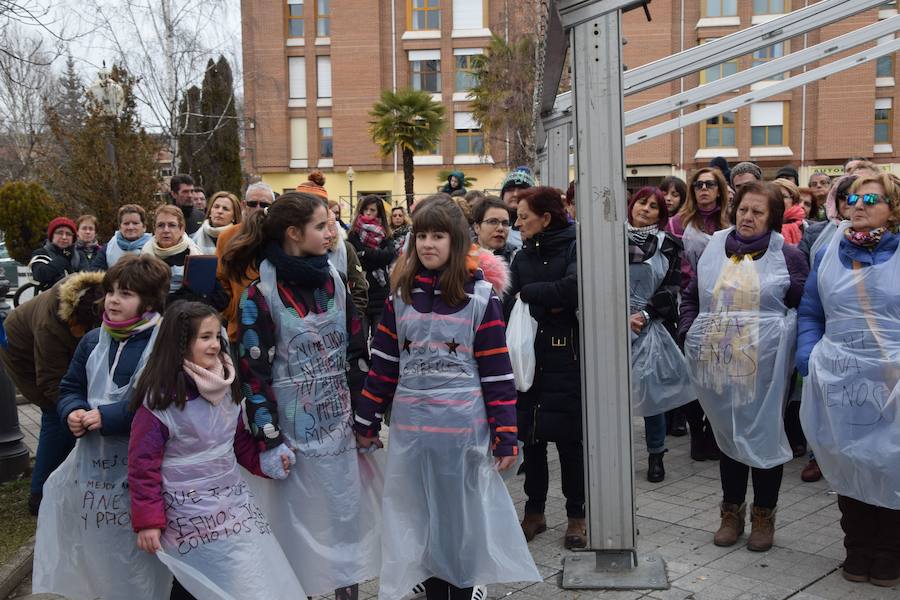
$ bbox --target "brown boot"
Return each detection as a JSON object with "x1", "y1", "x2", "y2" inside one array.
[
  {"x1": 713, "y1": 502, "x2": 746, "y2": 547},
  {"x1": 747, "y1": 505, "x2": 776, "y2": 552},
  {"x1": 521, "y1": 513, "x2": 547, "y2": 541},
  {"x1": 565, "y1": 518, "x2": 587, "y2": 549}
]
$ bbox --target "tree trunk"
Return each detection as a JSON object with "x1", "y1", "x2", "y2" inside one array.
[{"x1": 403, "y1": 147, "x2": 415, "y2": 211}]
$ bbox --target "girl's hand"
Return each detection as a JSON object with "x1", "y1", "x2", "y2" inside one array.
[
  {"x1": 259, "y1": 443, "x2": 296, "y2": 480},
  {"x1": 356, "y1": 433, "x2": 383, "y2": 449},
  {"x1": 67, "y1": 409, "x2": 87, "y2": 437},
  {"x1": 81, "y1": 409, "x2": 103, "y2": 431},
  {"x1": 137, "y1": 528, "x2": 162, "y2": 554},
  {"x1": 629, "y1": 312, "x2": 647, "y2": 334},
  {"x1": 495, "y1": 455, "x2": 517, "y2": 471}
]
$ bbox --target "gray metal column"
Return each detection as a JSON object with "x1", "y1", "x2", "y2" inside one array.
[
  {"x1": 561, "y1": 7, "x2": 666, "y2": 590},
  {"x1": 545, "y1": 121, "x2": 571, "y2": 190}
]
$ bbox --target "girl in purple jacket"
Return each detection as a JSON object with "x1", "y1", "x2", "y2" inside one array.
[
  {"x1": 355, "y1": 196, "x2": 540, "y2": 600},
  {"x1": 127, "y1": 301, "x2": 301, "y2": 600}
]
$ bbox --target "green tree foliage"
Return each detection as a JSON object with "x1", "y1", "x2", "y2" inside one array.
[
  {"x1": 192, "y1": 57, "x2": 242, "y2": 196},
  {"x1": 0, "y1": 181, "x2": 64, "y2": 263},
  {"x1": 176, "y1": 85, "x2": 201, "y2": 178},
  {"x1": 470, "y1": 35, "x2": 536, "y2": 169},
  {"x1": 369, "y1": 89, "x2": 445, "y2": 208},
  {"x1": 43, "y1": 64, "x2": 160, "y2": 240}
]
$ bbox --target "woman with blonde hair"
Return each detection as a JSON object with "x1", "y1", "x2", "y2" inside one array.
[
  {"x1": 191, "y1": 191, "x2": 242, "y2": 254},
  {"x1": 772, "y1": 178, "x2": 805, "y2": 245}
]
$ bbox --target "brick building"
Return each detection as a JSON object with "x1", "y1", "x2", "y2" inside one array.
[
  {"x1": 241, "y1": 0, "x2": 538, "y2": 209},
  {"x1": 621, "y1": 0, "x2": 899, "y2": 186},
  {"x1": 241, "y1": 1, "x2": 898, "y2": 204}
]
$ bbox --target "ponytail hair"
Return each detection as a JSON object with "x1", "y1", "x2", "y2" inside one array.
[
  {"x1": 131, "y1": 301, "x2": 240, "y2": 411},
  {"x1": 220, "y1": 191, "x2": 327, "y2": 280}
]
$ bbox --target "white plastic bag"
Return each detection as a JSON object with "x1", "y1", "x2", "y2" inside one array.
[{"x1": 506, "y1": 298, "x2": 537, "y2": 392}]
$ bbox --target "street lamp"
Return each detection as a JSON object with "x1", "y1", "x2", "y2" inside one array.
[
  {"x1": 86, "y1": 64, "x2": 125, "y2": 205},
  {"x1": 346, "y1": 166, "x2": 356, "y2": 215}
]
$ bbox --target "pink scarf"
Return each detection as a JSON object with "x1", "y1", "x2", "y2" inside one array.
[
  {"x1": 183, "y1": 353, "x2": 235, "y2": 405},
  {"x1": 356, "y1": 215, "x2": 386, "y2": 249}
]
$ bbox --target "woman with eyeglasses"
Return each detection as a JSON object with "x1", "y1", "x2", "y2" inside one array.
[
  {"x1": 626, "y1": 187, "x2": 693, "y2": 483},
  {"x1": 682, "y1": 181, "x2": 809, "y2": 553},
  {"x1": 797, "y1": 172, "x2": 900, "y2": 588},
  {"x1": 667, "y1": 167, "x2": 731, "y2": 462},
  {"x1": 473, "y1": 196, "x2": 516, "y2": 264}
]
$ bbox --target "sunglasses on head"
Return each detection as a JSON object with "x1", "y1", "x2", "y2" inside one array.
[
  {"x1": 693, "y1": 180, "x2": 717, "y2": 190},
  {"x1": 245, "y1": 201, "x2": 271, "y2": 208},
  {"x1": 846, "y1": 193, "x2": 886, "y2": 206}
]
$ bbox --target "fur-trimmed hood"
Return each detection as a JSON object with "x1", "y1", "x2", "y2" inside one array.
[
  {"x1": 57, "y1": 271, "x2": 105, "y2": 323},
  {"x1": 467, "y1": 245, "x2": 510, "y2": 296}
]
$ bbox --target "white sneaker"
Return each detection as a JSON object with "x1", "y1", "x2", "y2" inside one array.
[
  {"x1": 400, "y1": 582, "x2": 427, "y2": 600},
  {"x1": 471, "y1": 584, "x2": 487, "y2": 600}
]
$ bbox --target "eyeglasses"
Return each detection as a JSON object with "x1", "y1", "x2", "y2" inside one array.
[
  {"x1": 846, "y1": 193, "x2": 887, "y2": 206},
  {"x1": 481, "y1": 218, "x2": 511, "y2": 228},
  {"x1": 692, "y1": 180, "x2": 717, "y2": 190},
  {"x1": 245, "y1": 201, "x2": 271, "y2": 208}
]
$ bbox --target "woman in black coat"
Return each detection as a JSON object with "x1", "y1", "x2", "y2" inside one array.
[{"x1": 504, "y1": 186, "x2": 584, "y2": 549}]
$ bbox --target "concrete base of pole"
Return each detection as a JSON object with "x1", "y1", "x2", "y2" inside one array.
[{"x1": 562, "y1": 550, "x2": 669, "y2": 590}]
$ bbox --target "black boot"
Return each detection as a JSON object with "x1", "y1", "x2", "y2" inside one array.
[
  {"x1": 685, "y1": 401, "x2": 706, "y2": 462},
  {"x1": 670, "y1": 410, "x2": 687, "y2": 437},
  {"x1": 647, "y1": 452, "x2": 665, "y2": 483}
]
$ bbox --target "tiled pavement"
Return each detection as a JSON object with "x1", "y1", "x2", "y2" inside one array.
[{"x1": 13, "y1": 403, "x2": 898, "y2": 599}]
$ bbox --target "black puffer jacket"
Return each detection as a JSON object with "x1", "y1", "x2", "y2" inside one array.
[
  {"x1": 348, "y1": 232, "x2": 397, "y2": 317},
  {"x1": 504, "y1": 223, "x2": 580, "y2": 443},
  {"x1": 29, "y1": 241, "x2": 83, "y2": 289}
]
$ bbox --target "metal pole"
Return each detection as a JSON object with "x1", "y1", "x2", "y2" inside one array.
[
  {"x1": 0, "y1": 281, "x2": 30, "y2": 483},
  {"x1": 562, "y1": 8, "x2": 666, "y2": 590}
]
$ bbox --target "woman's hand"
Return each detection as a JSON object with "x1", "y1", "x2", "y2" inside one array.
[
  {"x1": 81, "y1": 409, "x2": 103, "y2": 431},
  {"x1": 356, "y1": 434, "x2": 383, "y2": 449},
  {"x1": 495, "y1": 455, "x2": 517, "y2": 471},
  {"x1": 137, "y1": 528, "x2": 162, "y2": 554},
  {"x1": 67, "y1": 409, "x2": 87, "y2": 437},
  {"x1": 629, "y1": 312, "x2": 647, "y2": 334}
]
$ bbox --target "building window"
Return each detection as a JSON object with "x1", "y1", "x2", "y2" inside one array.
[
  {"x1": 289, "y1": 57, "x2": 306, "y2": 100},
  {"x1": 877, "y1": 55, "x2": 894, "y2": 78},
  {"x1": 287, "y1": 0, "x2": 304, "y2": 37},
  {"x1": 454, "y1": 112, "x2": 483, "y2": 155},
  {"x1": 751, "y1": 102, "x2": 786, "y2": 146},
  {"x1": 291, "y1": 118, "x2": 308, "y2": 161},
  {"x1": 753, "y1": 0, "x2": 785, "y2": 14},
  {"x1": 452, "y1": 0, "x2": 483, "y2": 30},
  {"x1": 752, "y1": 43, "x2": 785, "y2": 80},
  {"x1": 701, "y1": 111, "x2": 736, "y2": 147},
  {"x1": 699, "y1": 39, "x2": 737, "y2": 84},
  {"x1": 316, "y1": 0, "x2": 329, "y2": 36},
  {"x1": 319, "y1": 117, "x2": 333, "y2": 157},
  {"x1": 410, "y1": 0, "x2": 440, "y2": 31},
  {"x1": 703, "y1": 0, "x2": 737, "y2": 17},
  {"x1": 317, "y1": 55, "x2": 332, "y2": 99},
  {"x1": 454, "y1": 50, "x2": 481, "y2": 91},
  {"x1": 409, "y1": 50, "x2": 441, "y2": 93},
  {"x1": 875, "y1": 101, "x2": 892, "y2": 144}
]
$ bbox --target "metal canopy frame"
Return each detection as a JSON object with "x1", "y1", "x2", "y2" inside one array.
[{"x1": 536, "y1": 0, "x2": 896, "y2": 591}]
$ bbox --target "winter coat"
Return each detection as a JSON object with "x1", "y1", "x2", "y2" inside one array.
[
  {"x1": 798, "y1": 220, "x2": 833, "y2": 263},
  {"x1": 678, "y1": 230, "x2": 809, "y2": 344},
  {"x1": 440, "y1": 170, "x2": 467, "y2": 195},
  {"x1": 345, "y1": 240, "x2": 369, "y2": 316},
  {"x1": 75, "y1": 241, "x2": 103, "y2": 270},
  {"x1": 0, "y1": 272, "x2": 105, "y2": 411},
  {"x1": 355, "y1": 250, "x2": 517, "y2": 456},
  {"x1": 348, "y1": 231, "x2": 397, "y2": 317},
  {"x1": 180, "y1": 205, "x2": 206, "y2": 236},
  {"x1": 796, "y1": 232, "x2": 900, "y2": 377},
  {"x1": 29, "y1": 241, "x2": 83, "y2": 289},
  {"x1": 57, "y1": 326, "x2": 157, "y2": 436},
  {"x1": 504, "y1": 223, "x2": 580, "y2": 444}
]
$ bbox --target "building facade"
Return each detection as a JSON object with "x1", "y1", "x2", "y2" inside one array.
[
  {"x1": 241, "y1": 0, "x2": 538, "y2": 208},
  {"x1": 622, "y1": 0, "x2": 899, "y2": 185}
]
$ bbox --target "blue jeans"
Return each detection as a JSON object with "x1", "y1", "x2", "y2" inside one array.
[
  {"x1": 30, "y1": 406, "x2": 76, "y2": 496},
  {"x1": 644, "y1": 413, "x2": 667, "y2": 455}
]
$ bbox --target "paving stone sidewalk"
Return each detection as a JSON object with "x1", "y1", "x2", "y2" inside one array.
[{"x1": 13, "y1": 404, "x2": 898, "y2": 599}]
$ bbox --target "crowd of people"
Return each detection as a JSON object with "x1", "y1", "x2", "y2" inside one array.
[{"x1": 0, "y1": 155, "x2": 897, "y2": 599}]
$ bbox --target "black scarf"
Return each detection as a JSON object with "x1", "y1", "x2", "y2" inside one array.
[{"x1": 263, "y1": 241, "x2": 331, "y2": 287}]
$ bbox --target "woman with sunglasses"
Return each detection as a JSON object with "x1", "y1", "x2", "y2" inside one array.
[
  {"x1": 668, "y1": 168, "x2": 730, "y2": 462},
  {"x1": 797, "y1": 172, "x2": 900, "y2": 588},
  {"x1": 682, "y1": 181, "x2": 809, "y2": 553}
]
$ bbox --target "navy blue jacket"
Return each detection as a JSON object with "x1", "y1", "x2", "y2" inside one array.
[
  {"x1": 796, "y1": 232, "x2": 900, "y2": 376},
  {"x1": 57, "y1": 326, "x2": 156, "y2": 436}
]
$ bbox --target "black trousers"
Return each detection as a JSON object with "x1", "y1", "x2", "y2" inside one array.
[
  {"x1": 170, "y1": 579, "x2": 196, "y2": 600},
  {"x1": 424, "y1": 578, "x2": 473, "y2": 600},
  {"x1": 839, "y1": 495, "x2": 900, "y2": 563},
  {"x1": 523, "y1": 439, "x2": 585, "y2": 518},
  {"x1": 719, "y1": 453, "x2": 783, "y2": 508}
]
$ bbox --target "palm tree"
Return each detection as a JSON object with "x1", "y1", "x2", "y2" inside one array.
[{"x1": 369, "y1": 89, "x2": 446, "y2": 209}]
